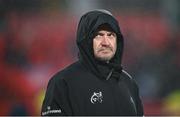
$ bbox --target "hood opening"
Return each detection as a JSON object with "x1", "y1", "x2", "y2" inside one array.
[{"x1": 76, "y1": 10, "x2": 124, "y2": 80}]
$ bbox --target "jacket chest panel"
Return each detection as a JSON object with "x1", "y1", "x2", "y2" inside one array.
[
  {"x1": 68, "y1": 79, "x2": 116, "y2": 114},
  {"x1": 69, "y1": 79, "x2": 135, "y2": 115}
]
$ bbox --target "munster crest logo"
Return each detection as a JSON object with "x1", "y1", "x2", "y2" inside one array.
[{"x1": 90, "y1": 91, "x2": 103, "y2": 104}]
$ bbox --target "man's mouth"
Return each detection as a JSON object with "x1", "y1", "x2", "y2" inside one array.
[
  {"x1": 98, "y1": 49, "x2": 112, "y2": 54},
  {"x1": 98, "y1": 47, "x2": 112, "y2": 52}
]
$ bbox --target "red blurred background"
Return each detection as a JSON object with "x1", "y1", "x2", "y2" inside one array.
[{"x1": 0, "y1": 0, "x2": 180, "y2": 116}]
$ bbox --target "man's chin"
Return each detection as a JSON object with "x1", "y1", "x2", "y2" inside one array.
[{"x1": 95, "y1": 55, "x2": 113, "y2": 62}]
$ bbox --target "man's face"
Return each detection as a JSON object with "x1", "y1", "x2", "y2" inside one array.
[{"x1": 93, "y1": 25, "x2": 117, "y2": 62}]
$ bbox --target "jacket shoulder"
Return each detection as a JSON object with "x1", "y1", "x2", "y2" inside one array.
[
  {"x1": 121, "y1": 69, "x2": 138, "y2": 88},
  {"x1": 51, "y1": 61, "x2": 85, "y2": 82},
  {"x1": 122, "y1": 70, "x2": 133, "y2": 80}
]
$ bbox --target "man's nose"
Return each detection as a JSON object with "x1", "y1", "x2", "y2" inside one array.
[{"x1": 101, "y1": 36, "x2": 110, "y2": 46}]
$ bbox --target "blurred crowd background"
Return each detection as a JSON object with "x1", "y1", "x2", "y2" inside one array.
[{"x1": 0, "y1": 0, "x2": 180, "y2": 116}]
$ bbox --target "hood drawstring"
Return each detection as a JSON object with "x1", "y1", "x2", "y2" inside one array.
[{"x1": 106, "y1": 68, "x2": 114, "y2": 80}]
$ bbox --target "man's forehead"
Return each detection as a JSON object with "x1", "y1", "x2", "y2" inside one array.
[
  {"x1": 96, "y1": 24, "x2": 114, "y2": 32},
  {"x1": 97, "y1": 30, "x2": 116, "y2": 35}
]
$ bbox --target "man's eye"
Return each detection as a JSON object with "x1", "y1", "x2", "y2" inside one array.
[
  {"x1": 108, "y1": 33, "x2": 116, "y2": 37},
  {"x1": 97, "y1": 33, "x2": 103, "y2": 36},
  {"x1": 95, "y1": 33, "x2": 103, "y2": 38}
]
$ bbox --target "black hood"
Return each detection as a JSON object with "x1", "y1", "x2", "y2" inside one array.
[{"x1": 76, "y1": 10, "x2": 124, "y2": 80}]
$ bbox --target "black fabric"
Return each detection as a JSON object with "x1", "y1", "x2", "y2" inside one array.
[{"x1": 41, "y1": 10, "x2": 144, "y2": 116}]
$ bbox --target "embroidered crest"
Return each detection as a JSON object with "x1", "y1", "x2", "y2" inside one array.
[{"x1": 90, "y1": 91, "x2": 103, "y2": 104}]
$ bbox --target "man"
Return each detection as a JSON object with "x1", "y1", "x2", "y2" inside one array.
[{"x1": 41, "y1": 9, "x2": 144, "y2": 116}]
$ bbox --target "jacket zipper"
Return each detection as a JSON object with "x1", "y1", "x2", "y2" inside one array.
[{"x1": 106, "y1": 68, "x2": 114, "y2": 80}]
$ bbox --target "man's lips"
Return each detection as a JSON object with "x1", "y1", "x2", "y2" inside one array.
[
  {"x1": 98, "y1": 48, "x2": 112, "y2": 52},
  {"x1": 98, "y1": 49, "x2": 112, "y2": 54}
]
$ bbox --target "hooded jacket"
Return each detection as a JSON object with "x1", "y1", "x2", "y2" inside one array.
[{"x1": 41, "y1": 10, "x2": 144, "y2": 116}]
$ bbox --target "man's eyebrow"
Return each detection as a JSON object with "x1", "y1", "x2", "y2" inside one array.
[{"x1": 95, "y1": 31, "x2": 104, "y2": 36}]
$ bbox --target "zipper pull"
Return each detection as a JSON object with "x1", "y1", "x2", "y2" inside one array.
[{"x1": 106, "y1": 68, "x2": 114, "y2": 80}]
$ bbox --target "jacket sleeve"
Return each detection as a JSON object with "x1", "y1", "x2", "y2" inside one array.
[
  {"x1": 41, "y1": 76, "x2": 73, "y2": 116},
  {"x1": 134, "y1": 81, "x2": 144, "y2": 116},
  {"x1": 122, "y1": 70, "x2": 144, "y2": 116}
]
